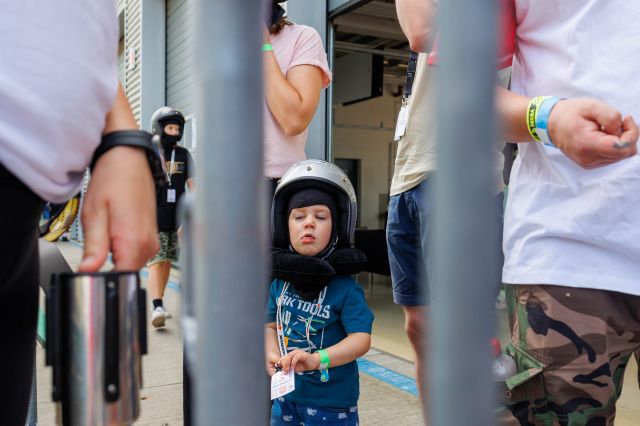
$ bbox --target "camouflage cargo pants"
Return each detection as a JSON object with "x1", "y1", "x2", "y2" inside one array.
[{"x1": 497, "y1": 284, "x2": 640, "y2": 426}]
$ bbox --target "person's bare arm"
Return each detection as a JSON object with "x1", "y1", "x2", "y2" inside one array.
[
  {"x1": 263, "y1": 30, "x2": 325, "y2": 137},
  {"x1": 278, "y1": 332, "x2": 371, "y2": 374},
  {"x1": 79, "y1": 82, "x2": 159, "y2": 271},
  {"x1": 496, "y1": 86, "x2": 639, "y2": 168},
  {"x1": 186, "y1": 177, "x2": 195, "y2": 192},
  {"x1": 396, "y1": 0, "x2": 437, "y2": 52},
  {"x1": 265, "y1": 323, "x2": 282, "y2": 376}
]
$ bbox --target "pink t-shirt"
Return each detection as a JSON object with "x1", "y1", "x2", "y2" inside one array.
[{"x1": 264, "y1": 24, "x2": 332, "y2": 178}]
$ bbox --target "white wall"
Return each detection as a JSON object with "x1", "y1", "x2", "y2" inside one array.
[{"x1": 333, "y1": 90, "x2": 402, "y2": 229}]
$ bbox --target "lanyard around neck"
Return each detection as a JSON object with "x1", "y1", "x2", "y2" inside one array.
[
  {"x1": 403, "y1": 51, "x2": 419, "y2": 102},
  {"x1": 166, "y1": 149, "x2": 176, "y2": 186},
  {"x1": 276, "y1": 282, "x2": 327, "y2": 358}
]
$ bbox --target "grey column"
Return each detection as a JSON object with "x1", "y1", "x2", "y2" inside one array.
[
  {"x1": 326, "y1": 22, "x2": 335, "y2": 161},
  {"x1": 287, "y1": 0, "x2": 329, "y2": 160},
  {"x1": 430, "y1": 0, "x2": 498, "y2": 425},
  {"x1": 192, "y1": 1, "x2": 268, "y2": 425}
]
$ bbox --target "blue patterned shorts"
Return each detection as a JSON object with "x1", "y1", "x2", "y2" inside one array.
[{"x1": 271, "y1": 398, "x2": 359, "y2": 426}]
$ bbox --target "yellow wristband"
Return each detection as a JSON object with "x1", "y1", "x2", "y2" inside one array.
[{"x1": 526, "y1": 96, "x2": 553, "y2": 142}]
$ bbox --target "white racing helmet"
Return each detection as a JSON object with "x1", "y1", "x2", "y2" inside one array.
[{"x1": 272, "y1": 159, "x2": 357, "y2": 251}]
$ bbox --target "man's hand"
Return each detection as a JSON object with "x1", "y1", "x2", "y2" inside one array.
[
  {"x1": 79, "y1": 146, "x2": 159, "y2": 271},
  {"x1": 279, "y1": 349, "x2": 320, "y2": 374},
  {"x1": 548, "y1": 99, "x2": 639, "y2": 168}
]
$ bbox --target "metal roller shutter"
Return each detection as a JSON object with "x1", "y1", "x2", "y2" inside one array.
[{"x1": 166, "y1": 0, "x2": 196, "y2": 118}]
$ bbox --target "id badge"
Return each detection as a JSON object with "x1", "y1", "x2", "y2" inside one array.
[
  {"x1": 270, "y1": 369, "x2": 295, "y2": 400},
  {"x1": 394, "y1": 105, "x2": 410, "y2": 141},
  {"x1": 167, "y1": 189, "x2": 177, "y2": 203}
]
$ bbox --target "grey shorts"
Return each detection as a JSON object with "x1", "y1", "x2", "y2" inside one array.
[{"x1": 148, "y1": 231, "x2": 179, "y2": 266}]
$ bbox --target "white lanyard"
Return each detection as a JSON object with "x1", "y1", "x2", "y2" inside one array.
[
  {"x1": 166, "y1": 149, "x2": 176, "y2": 186},
  {"x1": 276, "y1": 282, "x2": 327, "y2": 358}
]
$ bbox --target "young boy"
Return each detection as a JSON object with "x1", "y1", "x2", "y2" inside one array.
[
  {"x1": 265, "y1": 160, "x2": 374, "y2": 426},
  {"x1": 147, "y1": 106, "x2": 195, "y2": 328}
]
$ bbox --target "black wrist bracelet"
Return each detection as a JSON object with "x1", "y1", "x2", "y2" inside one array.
[{"x1": 91, "y1": 130, "x2": 167, "y2": 189}]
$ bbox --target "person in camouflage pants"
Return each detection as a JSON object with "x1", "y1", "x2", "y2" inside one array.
[
  {"x1": 495, "y1": 1, "x2": 640, "y2": 425},
  {"x1": 497, "y1": 285, "x2": 640, "y2": 426}
]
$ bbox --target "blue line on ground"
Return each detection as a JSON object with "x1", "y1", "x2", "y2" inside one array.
[
  {"x1": 357, "y1": 358, "x2": 418, "y2": 397},
  {"x1": 66, "y1": 240, "x2": 182, "y2": 293}
]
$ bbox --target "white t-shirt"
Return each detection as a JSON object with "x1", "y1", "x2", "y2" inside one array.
[
  {"x1": 0, "y1": 2, "x2": 119, "y2": 203},
  {"x1": 389, "y1": 55, "x2": 507, "y2": 196},
  {"x1": 503, "y1": 0, "x2": 640, "y2": 295}
]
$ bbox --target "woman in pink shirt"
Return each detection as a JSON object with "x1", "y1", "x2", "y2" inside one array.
[{"x1": 263, "y1": 1, "x2": 332, "y2": 197}]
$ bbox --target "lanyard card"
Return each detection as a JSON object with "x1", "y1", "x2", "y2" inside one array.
[
  {"x1": 394, "y1": 105, "x2": 410, "y2": 141},
  {"x1": 167, "y1": 188, "x2": 177, "y2": 203},
  {"x1": 270, "y1": 368, "x2": 295, "y2": 400}
]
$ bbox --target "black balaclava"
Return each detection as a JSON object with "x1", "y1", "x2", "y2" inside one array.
[
  {"x1": 160, "y1": 118, "x2": 182, "y2": 151},
  {"x1": 267, "y1": 2, "x2": 286, "y2": 28},
  {"x1": 287, "y1": 188, "x2": 338, "y2": 255}
]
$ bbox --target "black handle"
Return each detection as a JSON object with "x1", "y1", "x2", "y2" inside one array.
[
  {"x1": 104, "y1": 279, "x2": 120, "y2": 402},
  {"x1": 46, "y1": 274, "x2": 64, "y2": 402},
  {"x1": 138, "y1": 287, "x2": 148, "y2": 356}
]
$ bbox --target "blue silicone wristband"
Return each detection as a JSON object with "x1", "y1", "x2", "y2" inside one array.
[{"x1": 535, "y1": 96, "x2": 563, "y2": 147}]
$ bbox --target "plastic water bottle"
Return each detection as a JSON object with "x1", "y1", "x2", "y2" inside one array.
[
  {"x1": 491, "y1": 338, "x2": 516, "y2": 380},
  {"x1": 491, "y1": 338, "x2": 516, "y2": 405}
]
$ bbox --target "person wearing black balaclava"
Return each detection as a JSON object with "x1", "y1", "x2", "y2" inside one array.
[
  {"x1": 147, "y1": 106, "x2": 196, "y2": 328},
  {"x1": 261, "y1": 1, "x2": 332, "y2": 201}
]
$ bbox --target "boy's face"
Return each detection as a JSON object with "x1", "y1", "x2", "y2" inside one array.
[
  {"x1": 164, "y1": 123, "x2": 181, "y2": 136},
  {"x1": 288, "y1": 204, "x2": 332, "y2": 257}
]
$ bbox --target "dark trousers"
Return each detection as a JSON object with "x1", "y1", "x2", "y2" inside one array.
[{"x1": 0, "y1": 164, "x2": 44, "y2": 426}]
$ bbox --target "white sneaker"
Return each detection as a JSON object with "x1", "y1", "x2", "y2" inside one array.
[{"x1": 151, "y1": 306, "x2": 168, "y2": 328}]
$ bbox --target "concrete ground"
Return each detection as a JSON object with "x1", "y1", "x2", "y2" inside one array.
[{"x1": 32, "y1": 242, "x2": 640, "y2": 425}]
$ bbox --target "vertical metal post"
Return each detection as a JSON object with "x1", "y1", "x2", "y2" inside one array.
[
  {"x1": 25, "y1": 357, "x2": 37, "y2": 426},
  {"x1": 430, "y1": 0, "x2": 498, "y2": 425},
  {"x1": 326, "y1": 22, "x2": 335, "y2": 161},
  {"x1": 192, "y1": 1, "x2": 268, "y2": 425}
]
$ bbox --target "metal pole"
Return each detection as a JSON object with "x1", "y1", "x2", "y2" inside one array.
[
  {"x1": 25, "y1": 356, "x2": 37, "y2": 426},
  {"x1": 430, "y1": 0, "x2": 498, "y2": 425},
  {"x1": 193, "y1": 1, "x2": 268, "y2": 425},
  {"x1": 326, "y1": 22, "x2": 335, "y2": 161}
]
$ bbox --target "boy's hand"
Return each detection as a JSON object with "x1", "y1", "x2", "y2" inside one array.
[
  {"x1": 279, "y1": 349, "x2": 320, "y2": 374},
  {"x1": 266, "y1": 352, "x2": 281, "y2": 377}
]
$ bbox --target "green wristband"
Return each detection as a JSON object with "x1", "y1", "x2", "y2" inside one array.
[
  {"x1": 318, "y1": 349, "x2": 330, "y2": 370},
  {"x1": 262, "y1": 43, "x2": 274, "y2": 52}
]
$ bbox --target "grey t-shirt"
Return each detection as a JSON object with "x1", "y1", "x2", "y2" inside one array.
[{"x1": 0, "y1": 1, "x2": 119, "y2": 202}]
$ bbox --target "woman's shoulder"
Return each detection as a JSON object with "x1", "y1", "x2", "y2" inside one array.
[{"x1": 278, "y1": 23, "x2": 322, "y2": 44}]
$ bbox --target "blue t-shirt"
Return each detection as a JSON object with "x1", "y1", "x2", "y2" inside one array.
[{"x1": 266, "y1": 276, "x2": 374, "y2": 408}]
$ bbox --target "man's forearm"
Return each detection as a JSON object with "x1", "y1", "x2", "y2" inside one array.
[
  {"x1": 103, "y1": 83, "x2": 138, "y2": 134},
  {"x1": 396, "y1": 0, "x2": 437, "y2": 52},
  {"x1": 496, "y1": 86, "x2": 534, "y2": 142}
]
